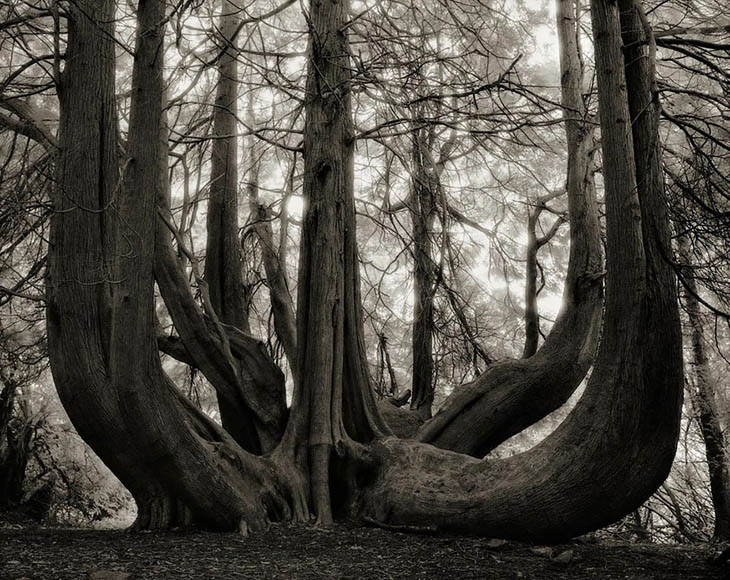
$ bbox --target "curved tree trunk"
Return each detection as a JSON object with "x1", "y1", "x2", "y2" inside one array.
[
  {"x1": 416, "y1": 0, "x2": 603, "y2": 457},
  {"x1": 47, "y1": 0, "x2": 683, "y2": 544},
  {"x1": 203, "y1": 0, "x2": 277, "y2": 452},
  {"x1": 49, "y1": 0, "x2": 294, "y2": 532},
  {"x1": 522, "y1": 211, "x2": 541, "y2": 359},
  {"x1": 358, "y1": 0, "x2": 683, "y2": 540},
  {"x1": 47, "y1": 0, "x2": 161, "y2": 527}
]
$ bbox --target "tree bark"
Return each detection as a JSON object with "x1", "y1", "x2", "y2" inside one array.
[
  {"x1": 205, "y1": 0, "x2": 248, "y2": 333},
  {"x1": 416, "y1": 0, "x2": 603, "y2": 457},
  {"x1": 0, "y1": 376, "x2": 30, "y2": 508},
  {"x1": 276, "y1": 0, "x2": 390, "y2": 526},
  {"x1": 359, "y1": 0, "x2": 683, "y2": 540},
  {"x1": 245, "y1": 87, "x2": 298, "y2": 373},
  {"x1": 45, "y1": 0, "x2": 684, "y2": 543},
  {"x1": 47, "y1": 0, "x2": 160, "y2": 526},
  {"x1": 49, "y1": 0, "x2": 294, "y2": 532},
  {"x1": 522, "y1": 211, "x2": 541, "y2": 359},
  {"x1": 202, "y1": 0, "x2": 270, "y2": 450}
]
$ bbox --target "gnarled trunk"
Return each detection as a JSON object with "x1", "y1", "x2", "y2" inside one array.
[
  {"x1": 49, "y1": 0, "x2": 294, "y2": 532},
  {"x1": 46, "y1": 0, "x2": 683, "y2": 543},
  {"x1": 359, "y1": 0, "x2": 682, "y2": 540},
  {"x1": 416, "y1": 0, "x2": 603, "y2": 457}
]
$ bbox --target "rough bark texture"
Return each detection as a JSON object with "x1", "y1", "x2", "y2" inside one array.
[
  {"x1": 358, "y1": 0, "x2": 683, "y2": 540},
  {"x1": 277, "y1": 0, "x2": 389, "y2": 526},
  {"x1": 203, "y1": 0, "x2": 270, "y2": 450},
  {"x1": 47, "y1": 0, "x2": 156, "y2": 525},
  {"x1": 416, "y1": 0, "x2": 603, "y2": 457},
  {"x1": 156, "y1": 195, "x2": 287, "y2": 454},
  {"x1": 205, "y1": 0, "x2": 248, "y2": 333},
  {"x1": 46, "y1": 0, "x2": 684, "y2": 543},
  {"x1": 49, "y1": 0, "x2": 293, "y2": 533}
]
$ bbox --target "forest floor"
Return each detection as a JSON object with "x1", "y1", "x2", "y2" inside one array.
[{"x1": 0, "y1": 512, "x2": 727, "y2": 580}]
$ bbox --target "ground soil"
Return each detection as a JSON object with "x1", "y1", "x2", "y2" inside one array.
[{"x1": 0, "y1": 515, "x2": 726, "y2": 579}]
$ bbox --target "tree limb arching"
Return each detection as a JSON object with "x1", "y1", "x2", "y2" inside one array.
[
  {"x1": 358, "y1": 0, "x2": 683, "y2": 540},
  {"x1": 415, "y1": 0, "x2": 604, "y2": 457}
]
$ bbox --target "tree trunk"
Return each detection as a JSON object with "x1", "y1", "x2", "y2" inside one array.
[
  {"x1": 0, "y1": 376, "x2": 30, "y2": 508},
  {"x1": 276, "y1": 0, "x2": 390, "y2": 526},
  {"x1": 522, "y1": 211, "x2": 541, "y2": 359},
  {"x1": 680, "y1": 238, "x2": 730, "y2": 541},
  {"x1": 359, "y1": 0, "x2": 683, "y2": 540},
  {"x1": 45, "y1": 0, "x2": 684, "y2": 543},
  {"x1": 202, "y1": 0, "x2": 273, "y2": 451},
  {"x1": 416, "y1": 0, "x2": 603, "y2": 457},
  {"x1": 205, "y1": 0, "x2": 248, "y2": 333},
  {"x1": 49, "y1": 0, "x2": 294, "y2": 532},
  {"x1": 245, "y1": 87, "x2": 298, "y2": 373},
  {"x1": 47, "y1": 0, "x2": 160, "y2": 526}
]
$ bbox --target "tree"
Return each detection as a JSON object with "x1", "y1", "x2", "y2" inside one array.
[
  {"x1": 413, "y1": 0, "x2": 603, "y2": 456},
  {"x1": 25, "y1": 0, "x2": 687, "y2": 541}
]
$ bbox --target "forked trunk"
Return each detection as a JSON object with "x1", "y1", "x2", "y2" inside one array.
[
  {"x1": 49, "y1": 0, "x2": 294, "y2": 532},
  {"x1": 358, "y1": 0, "x2": 682, "y2": 541},
  {"x1": 47, "y1": 0, "x2": 683, "y2": 542}
]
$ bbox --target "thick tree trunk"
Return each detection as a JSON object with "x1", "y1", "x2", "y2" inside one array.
[
  {"x1": 276, "y1": 0, "x2": 389, "y2": 526},
  {"x1": 416, "y1": 0, "x2": 603, "y2": 457},
  {"x1": 205, "y1": 0, "x2": 248, "y2": 333},
  {"x1": 47, "y1": 0, "x2": 161, "y2": 526},
  {"x1": 203, "y1": 0, "x2": 271, "y2": 450},
  {"x1": 49, "y1": 0, "x2": 294, "y2": 532},
  {"x1": 359, "y1": 0, "x2": 683, "y2": 540},
  {"x1": 46, "y1": 0, "x2": 683, "y2": 543}
]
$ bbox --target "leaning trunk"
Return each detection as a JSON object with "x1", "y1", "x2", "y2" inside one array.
[{"x1": 49, "y1": 0, "x2": 294, "y2": 532}]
